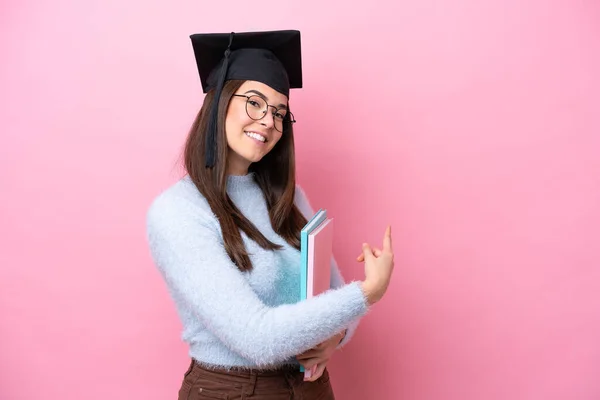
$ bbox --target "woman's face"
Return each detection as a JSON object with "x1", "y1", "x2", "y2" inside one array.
[{"x1": 224, "y1": 80, "x2": 289, "y2": 175}]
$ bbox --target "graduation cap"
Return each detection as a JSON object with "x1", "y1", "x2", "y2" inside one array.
[{"x1": 189, "y1": 30, "x2": 303, "y2": 167}]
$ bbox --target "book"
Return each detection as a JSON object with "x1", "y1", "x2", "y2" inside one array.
[
  {"x1": 306, "y1": 217, "x2": 333, "y2": 300},
  {"x1": 299, "y1": 209, "x2": 327, "y2": 301},
  {"x1": 299, "y1": 209, "x2": 334, "y2": 379}
]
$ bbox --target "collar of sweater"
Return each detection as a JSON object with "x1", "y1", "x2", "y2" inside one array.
[{"x1": 226, "y1": 172, "x2": 258, "y2": 195}]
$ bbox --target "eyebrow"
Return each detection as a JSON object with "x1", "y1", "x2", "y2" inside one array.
[{"x1": 244, "y1": 89, "x2": 288, "y2": 109}]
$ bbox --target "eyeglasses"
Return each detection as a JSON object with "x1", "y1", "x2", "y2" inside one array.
[{"x1": 232, "y1": 94, "x2": 296, "y2": 133}]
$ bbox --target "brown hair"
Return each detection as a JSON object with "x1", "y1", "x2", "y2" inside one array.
[{"x1": 183, "y1": 79, "x2": 308, "y2": 272}]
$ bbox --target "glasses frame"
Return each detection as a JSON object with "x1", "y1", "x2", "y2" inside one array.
[{"x1": 232, "y1": 94, "x2": 296, "y2": 133}]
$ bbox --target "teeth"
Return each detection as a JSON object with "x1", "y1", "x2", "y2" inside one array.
[{"x1": 245, "y1": 131, "x2": 266, "y2": 142}]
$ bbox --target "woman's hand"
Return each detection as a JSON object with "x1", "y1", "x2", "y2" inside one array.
[
  {"x1": 358, "y1": 225, "x2": 395, "y2": 306},
  {"x1": 296, "y1": 330, "x2": 345, "y2": 381}
]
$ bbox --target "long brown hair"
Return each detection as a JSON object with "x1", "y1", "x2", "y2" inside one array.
[{"x1": 183, "y1": 79, "x2": 308, "y2": 272}]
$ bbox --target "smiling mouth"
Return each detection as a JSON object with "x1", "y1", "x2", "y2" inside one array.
[{"x1": 245, "y1": 131, "x2": 267, "y2": 143}]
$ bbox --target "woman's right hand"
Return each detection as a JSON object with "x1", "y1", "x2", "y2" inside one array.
[{"x1": 357, "y1": 225, "x2": 395, "y2": 306}]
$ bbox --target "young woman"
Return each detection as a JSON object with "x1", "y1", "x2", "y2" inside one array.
[{"x1": 146, "y1": 30, "x2": 395, "y2": 399}]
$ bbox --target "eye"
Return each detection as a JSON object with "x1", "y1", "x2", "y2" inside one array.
[
  {"x1": 248, "y1": 100, "x2": 262, "y2": 108},
  {"x1": 274, "y1": 111, "x2": 286, "y2": 120}
]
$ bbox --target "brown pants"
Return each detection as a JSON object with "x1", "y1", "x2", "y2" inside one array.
[{"x1": 178, "y1": 359, "x2": 336, "y2": 400}]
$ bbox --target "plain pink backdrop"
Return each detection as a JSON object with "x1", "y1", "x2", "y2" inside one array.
[{"x1": 1, "y1": 1, "x2": 599, "y2": 399}]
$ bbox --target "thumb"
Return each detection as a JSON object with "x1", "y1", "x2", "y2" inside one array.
[{"x1": 362, "y1": 243, "x2": 374, "y2": 260}]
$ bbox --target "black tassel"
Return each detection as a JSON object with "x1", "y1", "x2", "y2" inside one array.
[{"x1": 205, "y1": 32, "x2": 235, "y2": 168}]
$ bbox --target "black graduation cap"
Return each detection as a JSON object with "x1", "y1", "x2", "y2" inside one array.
[{"x1": 189, "y1": 30, "x2": 303, "y2": 167}]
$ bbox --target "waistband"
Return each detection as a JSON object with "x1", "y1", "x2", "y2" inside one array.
[{"x1": 191, "y1": 358, "x2": 302, "y2": 378}]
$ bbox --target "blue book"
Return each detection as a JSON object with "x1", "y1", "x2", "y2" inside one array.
[
  {"x1": 300, "y1": 208, "x2": 327, "y2": 302},
  {"x1": 298, "y1": 208, "x2": 327, "y2": 374}
]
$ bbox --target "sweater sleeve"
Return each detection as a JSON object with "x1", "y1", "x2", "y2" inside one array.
[
  {"x1": 146, "y1": 192, "x2": 368, "y2": 368},
  {"x1": 293, "y1": 185, "x2": 365, "y2": 348}
]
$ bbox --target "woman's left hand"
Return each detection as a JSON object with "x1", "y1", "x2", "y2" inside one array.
[{"x1": 296, "y1": 330, "x2": 345, "y2": 381}]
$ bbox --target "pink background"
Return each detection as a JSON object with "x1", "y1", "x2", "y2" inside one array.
[{"x1": 1, "y1": 0, "x2": 599, "y2": 399}]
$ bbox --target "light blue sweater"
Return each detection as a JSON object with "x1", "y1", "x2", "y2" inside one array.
[{"x1": 145, "y1": 173, "x2": 369, "y2": 370}]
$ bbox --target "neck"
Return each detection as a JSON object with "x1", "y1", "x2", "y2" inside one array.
[{"x1": 227, "y1": 150, "x2": 251, "y2": 176}]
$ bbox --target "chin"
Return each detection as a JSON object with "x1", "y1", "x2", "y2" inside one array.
[
  {"x1": 245, "y1": 153, "x2": 267, "y2": 163},
  {"x1": 228, "y1": 135, "x2": 273, "y2": 166},
  {"x1": 242, "y1": 146, "x2": 272, "y2": 163}
]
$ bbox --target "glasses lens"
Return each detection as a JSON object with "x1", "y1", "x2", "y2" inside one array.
[
  {"x1": 245, "y1": 96, "x2": 267, "y2": 120},
  {"x1": 274, "y1": 108, "x2": 289, "y2": 133},
  {"x1": 244, "y1": 95, "x2": 294, "y2": 133}
]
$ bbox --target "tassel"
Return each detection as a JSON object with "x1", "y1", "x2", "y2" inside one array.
[{"x1": 205, "y1": 32, "x2": 234, "y2": 168}]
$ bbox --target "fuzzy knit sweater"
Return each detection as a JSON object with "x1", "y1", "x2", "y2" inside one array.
[{"x1": 145, "y1": 173, "x2": 369, "y2": 370}]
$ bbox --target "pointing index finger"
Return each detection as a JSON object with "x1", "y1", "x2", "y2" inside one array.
[{"x1": 383, "y1": 225, "x2": 392, "y2": 252}]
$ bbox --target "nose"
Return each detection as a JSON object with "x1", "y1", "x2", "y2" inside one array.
[{"x1": 259, "y1": 108, "x2": 276, "y2": 129}]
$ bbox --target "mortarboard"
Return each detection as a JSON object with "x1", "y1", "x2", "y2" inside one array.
[{"x1": 189, "y1": 30, "x2": 303, "y2": 167}]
